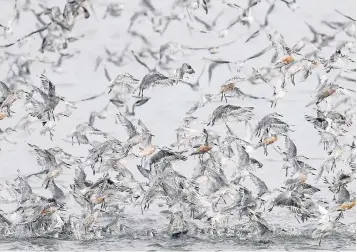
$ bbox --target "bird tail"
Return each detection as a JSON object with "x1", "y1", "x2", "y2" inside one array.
[
  {"x1": 77, "y1": 91, "x2": 106, "y2": 102},
  {"x1": 306, "y1": 99, "x2": 317, "y2": 107},
  {"x1": 304, "y1": 115, "x2": 316, "y2": 123}
]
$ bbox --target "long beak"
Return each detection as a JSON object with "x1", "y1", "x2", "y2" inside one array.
[{"x1": 64, "y1": 163, "x2": 72, "y2": 168}]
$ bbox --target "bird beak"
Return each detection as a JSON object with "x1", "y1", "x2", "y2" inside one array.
[{"x1": 64, "y1": 163, "x2": 72, "y2": 168}]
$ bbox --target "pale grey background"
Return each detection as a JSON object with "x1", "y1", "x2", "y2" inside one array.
[{"x1": 0, "y1": 0, "x2": 355, "y2": 250}]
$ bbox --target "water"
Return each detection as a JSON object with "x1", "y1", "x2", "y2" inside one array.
[{"x1": 0, "y1": 0, "x2": 355, "y2": 250}]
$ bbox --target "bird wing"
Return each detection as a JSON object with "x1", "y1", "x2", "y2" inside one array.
[
  {"x1": 110, "y1": 99, "x2": 125, "y2": 109},
  {"x1": 249, "y1": 172, "x2": 269, "y2": 197},
  {"x1": 244, "y1": 45, "x2": 273, "y2": 62},
  {"x1": 186, "y1": 95, "x2": 211, "y2": 115},
  {"x1": 208, "y1": 62, "x2": 220, "y2": 83},
  {"x1": 335, "y1": 9, "x2": 356, "y2": 21},
  {"x1": 151, "y1": 75, "x2": 175, "y2": 87},
  {"x1": 0, "y1": 81, "x2": 11, "y2": 96},
  {"x1": 137, "y1": 119, "x2": 150, "y2": 133},
  {"x1": 137, "y1": 165, "x2": 150, "y2": 179},
  {"x1": 31, "y1": 85, "x2": 48, "y2": 102},
  {"x1": 48, "y1": 80, "x2": 56, "y2": 99},
  {"x1": 237, "y1": 145, "x2": 250, "y2": 167},
  {"x1": 186, "y1": 101, "x2": 201, "y2": 115},
  {"x1": 40, "y1": 74, "x2": 52, "y2": 93},
  {"x1": 335, "y1": 185, "x2": 350, "y2": 204},
  {"x1": 133, "y1": 97, "x2": 150, "y2": 107},
  {"x1": 285, "y1": 136, "x2": 297, "y2": 158},
  {"x1": 117, "y1": 113, "x2": 138, "y2": 139}
]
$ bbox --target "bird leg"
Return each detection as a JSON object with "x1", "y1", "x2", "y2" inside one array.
[
  {"x1": 270, "y1": 100, "x2": 274, "y2": 108},
  {"x1": 291, "y1": 74, "x2": 296, "y2": 86},
  {"x1": 199, "y1": 154, "x2": 204, "y2": 164},
  {"x1": 336, "y1": 211, "x2": 344, "y2": 221},
  {"x1": 285, "y1": 166, "x2": 289, "y2": 177},
  {"x1": 263, "y1": 145, "x2": 268, "y2": 156},
  {"x1": 6, "y1": 106, "x2": 11, "y2": 116},
  {"x1": 49, "y1": 131, "x2": 54, "y2": 141}
]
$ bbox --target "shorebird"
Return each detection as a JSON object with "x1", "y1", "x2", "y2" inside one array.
[
  {"x1": 167, "y1": 210, "x2": 188, "y2": 237},
  {"x1": 110, "y1": 97, "x2": 150, "y2": 116},
  {"x1": 67, "y1": 122, "x2": 105, "y2": 145},
  {"x1": 190, "y1": 129, "x2": 217, "y2": 163},
  {"x1": 306, "y1": 83, "x2": 353, "y2": 107},
  {"x1": 186, "y1": 94, "x2": 217, "y2": 115},
  {"x1": 108, "y1": 72, "x2": 140, "y2": 95},
  {"x1": 40, "y1": 112, "x2": 70, "y2": 140},
  {"x1": 0, "y1": 0, "x2": 353, "y2": 244},
  {"x1": 312, "y1": 205, "x2": 341, "y2": 246},
  {"x1": 103, "y1": 3, "x2": 124, "y2": 19},
  {"x1": 170, "y1": 63, "x2": 195, "y2": 84},
  {"x1": 137, "y1": 71, "x2": 174, "y2": 97},
  {"x1": 0, "y1": 1, "x2": 19, "y2": 38},
  {"x1": 0, "y1": 81, "x2": 28, "y2": 116},
  {"x1": 254, "y1": 134, "x2": 278, "y2": 156},
  {"x1": 42, "y1": 162, "x2": 71, "y2": 189},
  {"x1": 253, "y1": 113, "x2": 293, "y2": 140},
  {"x1": 30, "y1": 75, "x2": 75, "y2": 123},
  {"x1": 207, "y1": 105, "x2": 254, "y2": 126},
  {"x1": 218, "y1": 81, "x2": 265, "y2": 103}
]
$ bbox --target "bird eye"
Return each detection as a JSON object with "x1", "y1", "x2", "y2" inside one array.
[{"x1": 187, "y1": 65, "x2": 191, "y2": 69}]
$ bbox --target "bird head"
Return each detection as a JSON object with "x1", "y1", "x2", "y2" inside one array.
[
  {"x1": 182, "y1": 63, "x2": 195, "y2": 75},
  {"x1": 61, "y1": 162, "x2": 72, "y2": 169}
]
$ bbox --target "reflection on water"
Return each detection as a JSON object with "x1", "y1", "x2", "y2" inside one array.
[{"x1": 0, "y1": 232, "x2": 355, "y2": 251}]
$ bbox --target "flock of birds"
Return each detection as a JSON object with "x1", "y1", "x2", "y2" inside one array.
[{"x1": 0, "y1": 0, "x2": 355, "y2": 247}]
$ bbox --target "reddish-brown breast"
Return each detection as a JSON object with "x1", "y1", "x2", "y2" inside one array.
[
  {"x1": 281, "y1": 55, "x2": 295, "y2": 64},
  {"x1": 0, "y1": 113, "x2": 7, "y2": 120},
  {"x1": 198, "y1": 145, "x2": 212, "y2": 153},
  {"x1": 338, "y1": 200, "x2": 356, "y2": 210},
  {"x1": 263, "y1": 136, "x2": 278, "y2": 145},
  {"x1": 220, "y1": 83, "x2": 235, "y2": 93}
]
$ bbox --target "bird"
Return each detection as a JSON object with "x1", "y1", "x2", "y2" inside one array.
[
  {"x1": 207, "y1": 105, "x2": 254, "y2": 126},
  {"x1": 190, "y1": 129, "x2": 218, "y2": 163},
  {"x1": 0, "y1": 0, "x2": 354, "y2": 247}
]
